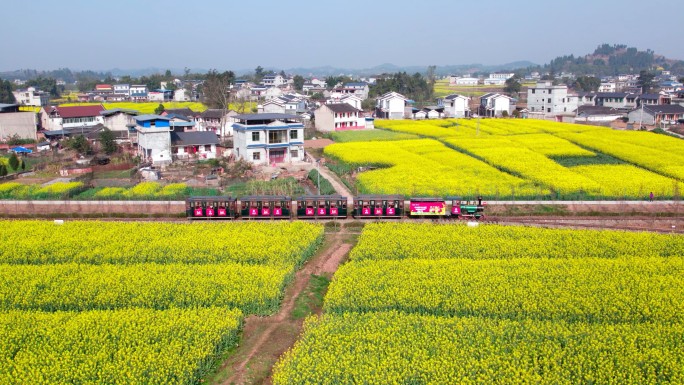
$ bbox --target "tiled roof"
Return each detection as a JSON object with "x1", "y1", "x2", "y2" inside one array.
[{"x1": 55, "y1": 105, "x2": 105, "y2": 118}]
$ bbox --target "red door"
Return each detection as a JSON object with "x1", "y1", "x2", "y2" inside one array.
[{"x1": 269, "y1": 149, "x2": 286, "y2": 163}]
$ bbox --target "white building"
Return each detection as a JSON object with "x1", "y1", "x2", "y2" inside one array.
[
  {"x1": 439, "y1": 94, "x2": 471, "y2": 118},
  {"x1": 40, "y1": 105, "x2": 106, "y2": 131},
  {"x1": 171, "y1": 131, "x2": 219, "y2": 160},
  {"x1": 262, "y1": 74, "x2": 286, "y2": 87},
  {"x1": 196, "y1": 109, "x2": 238, "y2": 137},
  {"x1": 328, "y1": 94, "x2": 363, "y2": 110},
  {"x1": 13, "y1": 87, "x2": 50, "y2": 107},
  {"x1": 113, "y1": 84, "x2": 130, "y2": 96},
  {"x1": 375, "y1": 92, "x2": 407, "y2": 119},
  {"x1": 134, "y1": 115, "x2": 172, "y2": 165},
  {"x1": 314, "y1": 103, "x2": 365, "y2": 132},
  {"x1": 129, "y1": 85, "x2": 148, "y2": 101},
  {"x1": 454, "y1": 77, "x2": 479, "y2": 86},
  {"x1": 598, "y1": 82, "x2": 617, "y2": 93},
  {"x1": 232, "y1": 113, "x2": 305, "y2": 165},
  {"x1": 479, "y1": 93, "x2": 512, "y2": 117},
  {"x1": 101, "y1": 108, "x2": 138, "y2": 140},
  {"x1": 526, "y1": 82, "x2": 578, "y2": 116},
  {"x1": 484, "y1": 73, "x2": 514, "y2": 86}
]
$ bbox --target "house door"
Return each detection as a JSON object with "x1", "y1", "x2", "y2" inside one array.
[{"x1": 269, "y1": 149, "x2": 286, "y2": 163}]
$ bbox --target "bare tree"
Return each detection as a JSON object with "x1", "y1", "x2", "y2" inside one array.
[{"x1": 202, "y1": 69, "x2": 236, "y2": 138}]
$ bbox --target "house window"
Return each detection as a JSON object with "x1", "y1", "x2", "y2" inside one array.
[
  {"x1": 290, "y1": 149, "x2": 298, "y2": 159},
  {"x1": 252, "y1": 132, "x2": 260, "y2": 141},
  {"x1": 547, "y1": 108, "x2": 551, "y2": 113},
  {"x1": 252, "y1": 152, "x2": 260, "y2": 161},
  {"x1": 290, "y1": 130, "x2": 298, "y2": 140},
  {"x1": 204, "y1": 145, "x2": 211, "y2": 151},
  {"x1": 548, "y1": 99, "x2": 551, "y2": 103}
]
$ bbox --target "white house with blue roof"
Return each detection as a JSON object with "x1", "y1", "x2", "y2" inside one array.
[
  {"x1": 232, "y1": 113, "x2": 305, "y2": 165},
  {"x1": 134, "y1": 115, "x2": 172, "y2": 165}
]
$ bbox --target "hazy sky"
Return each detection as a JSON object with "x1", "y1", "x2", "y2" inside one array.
[{"x1": 0, "y1": 0, "x2": 679, "y2": 72}]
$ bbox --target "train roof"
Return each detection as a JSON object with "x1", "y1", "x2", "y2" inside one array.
[
  {"x1": 409, "y1": 197, "x2": 445, "y2": 202},
  {"x1": 187, "y1": 196, "x2": 236, "y2": 201},
  {"x1": 241, "y1": 195, "x2": 292, "y2": 200},
  {"x1": 354, "y1": 194, "x2": 404, "y2": 199},
  {"x1": 297, "y1": 195, "x2": 347, "y2": 200}
]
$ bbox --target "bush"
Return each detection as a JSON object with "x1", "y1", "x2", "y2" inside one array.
[{"x1": 308, "y1": 169, "x2": 336, "y2": 195}]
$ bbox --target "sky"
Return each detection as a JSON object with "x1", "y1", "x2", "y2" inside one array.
[{"x1": 0, "y1": 0, "x2": 680, "y2": 73}]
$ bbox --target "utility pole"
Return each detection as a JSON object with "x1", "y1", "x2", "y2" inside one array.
[{"x1": 316, "y1": 159, "x2": 320, "y2": 195}]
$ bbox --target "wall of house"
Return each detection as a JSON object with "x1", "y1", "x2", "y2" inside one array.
[
  {"x1": 388, "y1": 98, "x2": 405, "y2": 119},
  {"x1": 173, "y1": 144, "x2": 217, "y2": 159},
  {"x1": 446, "y1": 98, "x2": 469, "y2": 117},
  {"x1": 137, "y1": 130, "x2": 171, "y2": 164},
  {"x1": 314, "y1": 107, "x2": 334, "y2": 132},
  {"x1": 104, "y1": 114, "x2": 134, "y2": 132},
  {"x1": 0, "y1": 112, "x2": 37, "y2": 141},
  {"x1": 627, "y1": 110, "x2": 655, "y2": 125},
  {"x1": 263, "y1": 103, "x2": 286, "y2": 114}
]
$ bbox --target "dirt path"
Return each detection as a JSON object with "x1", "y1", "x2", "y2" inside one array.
[{"x1": 214, "y1": 232, "x2": 354, "y2": 385}]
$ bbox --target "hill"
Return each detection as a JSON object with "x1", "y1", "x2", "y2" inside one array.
[{"x1": 527, "y1": 44, "x2": 684, "y2": 76}]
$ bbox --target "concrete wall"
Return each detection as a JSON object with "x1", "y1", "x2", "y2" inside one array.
[{"x1": 0, "y1": 112, "x2": 37, "y2": 140}]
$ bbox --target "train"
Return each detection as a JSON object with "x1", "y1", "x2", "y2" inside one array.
[{"x1": 186, "y1": 195, "x2": 485, "y2": 220}]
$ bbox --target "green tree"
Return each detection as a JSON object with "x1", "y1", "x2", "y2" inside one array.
[
  {"x1": 0, "y1": 78, "x2": 16, "y2": 104},
  {"x1": 254, "y1": 66, "x2": 265, "y2": 83},
  {"x1": 361, "y1": 98, "x2": 376, "y2": 111},
  {"x1": 154, "y1": 103, "x2": 165, "y2": 115},
  {"x1": 637, "y1": 70, "x2": 656, "y2": 93},
  {"x1": 503, "y1": 77, "x2": 522, "y2": 95},
  {"x1": 0, "y1": 164, "x2": 7, "y2": 177},
  {"x1": 8, "y1": 152, "x2": 19, "y2": 170},
  {"x1": 572, "y1": 75, "x2": 601, "y2": 92},
  {"x1": 66, "y1": 135, "x2": 91, "y2": 155},
  {"x1": 293, "y1": 75, "x2": 305, "y2": 91},
  {"x1": 99, "y1": 128, "x2": 118, "y2": 155},
  {"x1": 21, "y1": 159, "x2": 26, "y2": 171}
]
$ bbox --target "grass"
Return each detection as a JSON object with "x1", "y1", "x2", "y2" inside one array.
[
  {"x1": 92, "y1": 169, "x2": 134, "y2": 179},
  {"x1": 548, "y1": 152, "x2": 626, "y2": 167},
  {"x1": 331, "y1": 130, "x2": 419, "y2": 143},
  {"x1": 292, "y1": 274, "x2": 331, "y2": 319},
  {"x1": 433, "y1": 79, "x2": 505, "y2": 98},
  {"x1": 225, "y1": 177, "x2": 305, "y2": 197}
]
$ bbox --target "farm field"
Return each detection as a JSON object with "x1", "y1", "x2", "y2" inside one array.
[
  {"x1": 0, "y1": 220, "x2": 323, "y2": 385},
  {"x1": 274, "y1": 223, "x2": 684, "y2": 384},
  {"x1": 324, "y1": 119, "x2": 684, "y2": 199}
]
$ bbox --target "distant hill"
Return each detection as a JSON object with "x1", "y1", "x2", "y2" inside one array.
[{"x1": 526, "y1": 44, "x2": 684, "y2": 76}]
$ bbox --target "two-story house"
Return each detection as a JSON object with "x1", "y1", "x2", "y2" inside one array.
[
  {"x1": 330, "y1": 82, "x2": 369, "y2": 100},
  {"x1": 40, "y1": 105, "x2": 105, "y2": 131},
  {"x1": 13, "y1": 87, "x2": 50, "y2": 107},
  {"x1": 262, "y1": 74, "x2": 286, "y2": 87},
  {"x1": 375, "y1": 92, "x2": 407, "y2": 119},
  {"x1": 113, "y1": 84, "x2": 130, "y2": 97},
  {"x1": 232, "y1": 113, "x2": 305, "y2": 165},
  {"x1": 129, "y1": 85, "x2": 149, "y2": 101},
  {"x1": 134, "y1": 115, "x2": 172, "y2": 165},
  {"x1": 439, "y1": 94, "x2": 471, "y2": 118},
  {"x1": 479, "y1": 93, "x2": 512, "y2": 117},
  {"x1": 314, "y1": 103, "x2": 364, "y2": 132},
  {"x1": 101, "y1": 108, "x2": 138, "y2": 141},
  {"x1": 197, "y1": 109, "x2": 238, "y2": 137}
]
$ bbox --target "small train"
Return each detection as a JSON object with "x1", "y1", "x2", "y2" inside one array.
[{"x1": 186, "y1": 195, "x2": 485, "y2": 220}]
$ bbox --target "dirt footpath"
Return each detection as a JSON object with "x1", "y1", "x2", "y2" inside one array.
[{"x1": 213, "y1": 232, "x2": 353, "y2": 385}]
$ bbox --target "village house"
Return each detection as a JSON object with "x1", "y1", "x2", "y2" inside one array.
[
  {"x1": 12, "y1": 87, "x2": 50, "y2": 107},
  {"x1": 453, "y1": 77, "x2": 479, "y2": 86},
  {"x1": 101, "y1": 108, "x2": 138, "y2": 141},
  {"x1": 526, "y1": 82, "x2": 578, "y2": 116},
  {"x1": 134, "y1": 115, "x2": 172, "y2": 165},
  {"x1": 232, "y1": 113, "x2": 305, "y2": 165},
  {"x1": 375, "y1": 92, "x2": 407, "y2": 119},
  {"x1": 627, "y1": 104, "x2": 684, "y2": 126},
  {"x1": 196, "y1": 109, "x2": 238, "y2": 137},
  {"x1": 129, "y1": 85, "x2": 148, "y2": 101},
  {"x1": 171, "y1": 131, "x2": 219, "y2": 160},
  {"x1": 330, "y1": 82, "x2": 369, "y2": 100},
  {"x1": 478, "y1": 93, "x2": 512, "y2": 117},
  {"x1": 574, "y1": 105, "x2": 625, "y2": 123},
  {"x1": 438, "y1": 94, "x2": 471, "y2": 118},
  {"x1": 327, "y1": 94, "x2": 363, "y2": 110},
  {"x1": 314, "y1": 103, "x2": 365, "y2": 132},
  {"x1": 0, "y1": 103, "x2": 37, "y2": 141},
  {"x1": 412, "y1": 106, "x2": 445, "y2": 120},
  {"x1": 483, "y1": 73, "x2": 514, "y2": 86},
  {"x1": 262, "y1": 74, "x2": 286, "y2": 87},
  {"x1": 40, "y1": 104, "x2": 105, "y2": 131}
]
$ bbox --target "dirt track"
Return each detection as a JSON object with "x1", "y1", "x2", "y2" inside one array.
[{"x1": 215, "y1": 233, "x2": 352, "y2": 385}]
